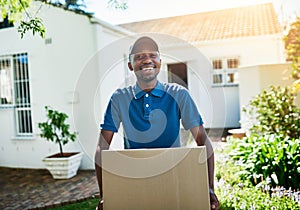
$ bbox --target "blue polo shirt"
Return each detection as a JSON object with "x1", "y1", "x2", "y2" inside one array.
[{"x1": 100, "y1": 81, "x2": 203, "y2": 149}]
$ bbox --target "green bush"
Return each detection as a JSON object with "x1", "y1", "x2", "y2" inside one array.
[
  {"x1": 228, "y1": 134, "x2": 300, "y2": 189},
  {"x1": 243, "y1": 85, "x2": 300, "y2": 139}
]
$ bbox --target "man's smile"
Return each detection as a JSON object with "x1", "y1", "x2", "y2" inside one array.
[{"x1": 139, "y1": 66, "x2": 156, "y2": 71}]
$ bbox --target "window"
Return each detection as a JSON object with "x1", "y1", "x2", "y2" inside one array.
[
  {"x1": 0, "y1": 57, "x2": 13, "y2": 104},
  {"x1": 0, "y1": 53, "x2": 33, "y2": 136},
  {"x1": 211, "y1": 57, "x2": 239, "y2": 86},
  {"x1": 227, "y1": 58, "x2": 239, "y2": 68},
  {"x1": 212, "y1": 59, "x2": 222, "y2": 69}
]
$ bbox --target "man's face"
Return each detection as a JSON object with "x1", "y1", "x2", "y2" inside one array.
[{"x1": 129, "y1": 50, "x2": 161, "y2": 83}]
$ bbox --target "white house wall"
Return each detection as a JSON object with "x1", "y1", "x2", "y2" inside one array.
[
  {"x1": 198, "y1": 35, "x2": 285, "y2": 65},
  {"x1": 238, "y1": 63, "x2": 294, "y2": 130}
]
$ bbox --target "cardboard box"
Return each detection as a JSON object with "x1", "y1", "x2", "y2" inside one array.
[{"x1": 102, "y1": 146, "x2": 210, "y2": 210}]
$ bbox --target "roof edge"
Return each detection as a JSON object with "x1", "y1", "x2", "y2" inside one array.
[{"x1": 89, "y1": 17, "x2": 134, "y2": 36}]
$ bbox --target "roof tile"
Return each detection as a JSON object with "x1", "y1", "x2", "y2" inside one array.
[{"x1": 120, "y1": 3, "x2": 282, "y2": 42}]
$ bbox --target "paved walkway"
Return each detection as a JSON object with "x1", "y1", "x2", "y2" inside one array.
[{"x1": 0, "y1": 167, "x2": 99, "y2": 210}]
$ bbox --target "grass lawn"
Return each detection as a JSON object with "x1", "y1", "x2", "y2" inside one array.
[{"x1": 48, "y1": 198, "x2": 99, "y2": 210}]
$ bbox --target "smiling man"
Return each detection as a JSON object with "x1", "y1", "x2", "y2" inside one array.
[{"x1": 95, "y1": 36, "x2": 220, "y2": 210}]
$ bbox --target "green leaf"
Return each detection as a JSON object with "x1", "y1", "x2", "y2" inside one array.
[
  {"x1": 18, "y1": 17, "x2": 46, "y2": 39},
  {"x1": 38, "y1": 106, "x2": 78, "y2": 154}
]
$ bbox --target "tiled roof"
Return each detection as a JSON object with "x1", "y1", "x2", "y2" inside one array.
[{"x1": 120, "y1": 3, "x2": 282, "y2": 42}]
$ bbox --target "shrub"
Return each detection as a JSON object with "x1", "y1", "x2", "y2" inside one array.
[
  {"x1": 242, "y1": 85, "x2": 300, "y2": 139},
  {"x1": 228, "y1": 134, "x2": 300, "y2": 190}
]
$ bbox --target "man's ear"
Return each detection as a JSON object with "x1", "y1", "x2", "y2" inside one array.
[{"x1": 128, "y1": 62, "x2": 133, "y2": 71}]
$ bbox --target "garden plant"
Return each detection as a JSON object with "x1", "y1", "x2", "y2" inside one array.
[
  {"x1": 215, "y1": 84, "x2": 300, "y2": 209},
  {"x1": 38, "y1": 106, "x2": 77, "y2": 156}
]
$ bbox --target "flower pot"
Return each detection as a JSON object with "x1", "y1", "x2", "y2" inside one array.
[
  {"x1": 43, "y1": 152, "x2": 83, "y2": 179},
  {"x1": 228, "y1": 128, "x2": 246, "y2": 139}
]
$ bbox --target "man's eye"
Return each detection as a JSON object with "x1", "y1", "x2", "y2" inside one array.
[
  {"x1": 132, "y1": 52, "x2": 159, "y2": 61},
  {"x1": 135, "y1": 55, "x2": 144, "y2": 60}
]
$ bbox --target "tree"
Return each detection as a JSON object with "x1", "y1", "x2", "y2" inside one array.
[
  {"x1": 283, "y1": 17, "x2": 300, "y2": 93},
  {"x1": 0, "y1": 0, "x2": 128, "y2": 38}
]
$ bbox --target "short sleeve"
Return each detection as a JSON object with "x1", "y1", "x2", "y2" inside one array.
[
  {"x1": 179, "y1": 89, "x2": 203, "y2": 130},
  {"x1": 100, "y1": 94, "x2": 121, "y2": 132}
]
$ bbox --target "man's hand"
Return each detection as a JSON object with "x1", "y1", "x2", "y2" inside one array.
[{"x1": 210, "y1": 189, "x2": 220, "y2": 210}]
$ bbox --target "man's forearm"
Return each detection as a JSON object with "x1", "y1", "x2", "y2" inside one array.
[
  {"x1": 206, "y1": 145, "x2": 215, "y2": 190},
  {"x1": 95, "y1": 130, "x2": 114, "y2": 198},
  {"x1": 95, "y1": 147, "x2": 103, "y2": 197},
  {"x1": 190, "y1": 126, "x2": 215, "y2": 190},
  {"x1": 204, "y1": 134, "x2": 215, "y2": 190}
]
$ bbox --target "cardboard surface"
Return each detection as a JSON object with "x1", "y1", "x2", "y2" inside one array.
[{"x1": 102, "y1": 146, "x2": 210, "y2": 210}]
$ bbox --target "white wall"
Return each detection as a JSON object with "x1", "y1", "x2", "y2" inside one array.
[
  {"x1": 73, "y1": 36, "x2": 134, "y2": 165},
  {"x1": 238, "y1": 63, "x2": 294, "y2": 129},
  {"x1": 197, "y1": 35, "x2": 286, "y2": 66}
]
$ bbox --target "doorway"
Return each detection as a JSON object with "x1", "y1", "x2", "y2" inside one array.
[{"x1": 167, "y1": 63, "x2": 188, "y2": 89}]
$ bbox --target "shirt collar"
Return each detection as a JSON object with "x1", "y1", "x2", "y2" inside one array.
[{"x1": 133, "y1": 81, "x2": 165, "y2": 99}]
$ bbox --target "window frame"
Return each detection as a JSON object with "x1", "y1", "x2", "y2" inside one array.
[
  {"x1": 0, "y1": 53, "x2": 33, "y2": 137},
  {"x1": 211, "y1": 57, "x2": 239, "y2": 87}
]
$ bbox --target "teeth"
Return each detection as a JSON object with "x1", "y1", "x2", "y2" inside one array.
[{"x1": 142, "y1": 67, "x2": 154, "y2": 70}]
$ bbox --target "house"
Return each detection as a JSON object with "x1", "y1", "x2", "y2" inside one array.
[{"x1": 0, "y1": 2, "x2": 286, "y2": 170}]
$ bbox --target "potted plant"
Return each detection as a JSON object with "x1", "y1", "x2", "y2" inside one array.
[{"x1": 38, "y1": 106, "x2": 83, "y2": 179}]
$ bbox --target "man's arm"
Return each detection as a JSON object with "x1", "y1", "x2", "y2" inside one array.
[
  {"x1": 94, "y1": 129, "x2": 114, "y2": 209},
  {"x1": 190, "y1": 125, "x2": 219, "y2": 210}
]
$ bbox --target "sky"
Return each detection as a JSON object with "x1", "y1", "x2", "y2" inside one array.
[{"x1": 85, "y1": 0, "x2": 300, "y2": 25}]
